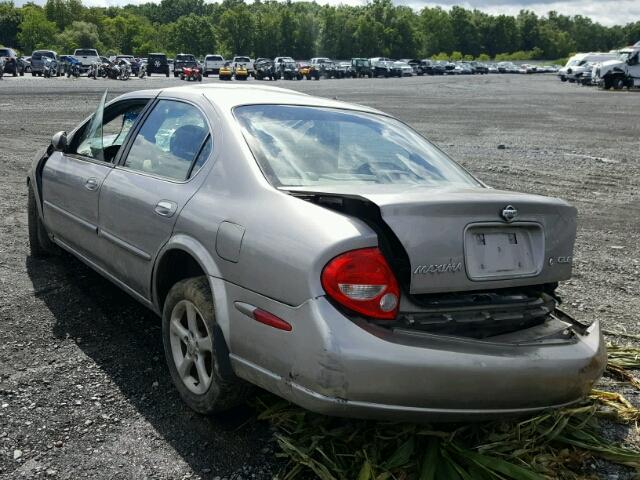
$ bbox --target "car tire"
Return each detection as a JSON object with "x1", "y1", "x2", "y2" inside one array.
[
  {"x1": 162, "y1": 276, "x2": 251, "y2": 415},
  {"x1": 612, "y1": 76, "x2": 625, "y2": 90},
  {"x1": 28, "y1": 183, "x2": 57, "y2": 257},
  {"x1": 203, "y1": 71, "x2": 208, "y2": 77}
]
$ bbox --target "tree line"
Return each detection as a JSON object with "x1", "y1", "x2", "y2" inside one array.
[{"x1": 1, "y1": 0, "x2": 639, "y2": 61}]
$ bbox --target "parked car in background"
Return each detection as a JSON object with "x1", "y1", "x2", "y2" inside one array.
[
  {"x1": 497, "y1": 61, "x2": 519, "y2": 73},
  {"x1": 468, "y1": 61, "x2": 489, "y2": 74},
  {"x1": 557, "y1": 52, "x2": 618, "y2": 82},
  {"x1": 370, "y1": 57, "x2": 394, "y2": 77},
  {"x1": 431, "y1": 61, "x2": 448, "y2": 75},
  {"x1": 174, "y1": 53, "x2": 198, "y2": 77},
  {"x1": 28, "y1": 85, "x2": 605, "y2": 421},
  {"x1": 0, "y1": 47, "x2": 18, "y2": 76},
  {"x1": 203, "y1": 54, "x2": 225, "y2": 76},
  {"x1": 391, "y1": 60, "x2": 413, "y2": 77},
  {"x1": 310, "y1": 57, "x2": 332, "y2": 66},
  {"x1": 351, "y1": 58, "x2": 372, "y2": 78},
  {"x1": 400, "y1": 59, "x2": 421, "y2": 75},
  {"x1": 232, "y1": 56, "x2": 254, "y2": 75},
  {"x1": 31, "y1": 50, "x2": 59, "y2": 77},
  {"x1": 18, "y1": 56, "x2": 31, "y2": 75},
  {"x1": 147, "y1": 53, "x2": 170, "y2": 77},
  {"x1": 72, "y1": 48, "x2": 100, "y2": 74}
]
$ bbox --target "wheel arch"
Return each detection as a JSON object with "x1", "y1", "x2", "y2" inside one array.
[{"x1": 153, "y1": 234, "x2": 222, "y2": 307}]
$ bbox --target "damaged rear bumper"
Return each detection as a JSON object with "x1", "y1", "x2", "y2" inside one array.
[{"x1": 226, "y1": 283, "x2": 606, "y2": 422}]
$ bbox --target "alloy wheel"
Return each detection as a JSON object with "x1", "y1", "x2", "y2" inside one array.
[{"x1": 169, "y1": 300, "x2": 214, "y2": 395}]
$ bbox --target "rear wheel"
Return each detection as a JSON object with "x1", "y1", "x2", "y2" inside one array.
[
  {"x1": 28, "y1": 183, "x2": 57, "y2": 257},
  {"x1": 612, "y1": 76, "x2": 625, "y2": 90},
  {"x1": 162, "y1": 276, "x2": 251, "y2": 414}
]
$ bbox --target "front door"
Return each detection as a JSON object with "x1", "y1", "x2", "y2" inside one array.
[
  {"x1": 41, "y1": 91, "x2": 110, "y2": 259},
  {"x1": 42, "y1": 92, "x2": 151, "y2": 263},
  {"x1": 97, "y1": 98, "x2": 213, "y2": 299}
]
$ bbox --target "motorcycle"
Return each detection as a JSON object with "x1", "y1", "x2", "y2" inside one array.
[
  {"x1": 115, "y1": 58, "x2": 131, "y2": 80},
  {"x1": 131, "y1": 58, "x2": 146, "y2": 78},
  {"x1": 42, "y1": 56, "x2": 59, "y2": 78},
  {"x1": 66, "y1": 56, "x2": 81, "y2": 78},
  {"x1": 87, "y1": 61, "x2": 105, "y2": 79}
]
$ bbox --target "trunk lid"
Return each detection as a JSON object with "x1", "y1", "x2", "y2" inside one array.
[{"x1": 287, "y1": 185, "x2": 577, "y2": 294}]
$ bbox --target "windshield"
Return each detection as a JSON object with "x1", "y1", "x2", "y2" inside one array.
[
  {"x1": 177, "y1": 55, "x2": 195, "y2": 61},
  {"x1": 235, "y1": 105, "x2": 480, "y2": 188},
  {"x1": 76, "y1": 49, "x2": 97, "y2": 56}
]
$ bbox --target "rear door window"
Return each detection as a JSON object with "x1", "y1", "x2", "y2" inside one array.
[{"x1": 123, "y1": 100, "x2": 211, "y2": 181}]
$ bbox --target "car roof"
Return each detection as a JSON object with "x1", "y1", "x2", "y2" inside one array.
[{"x1": 159, "y1": 84, "x2": 384, "y2": 114}]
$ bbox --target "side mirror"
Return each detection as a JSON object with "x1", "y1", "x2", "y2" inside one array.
[{"x1": 51, "y1": 131, "x2": 67, "y2": 152}]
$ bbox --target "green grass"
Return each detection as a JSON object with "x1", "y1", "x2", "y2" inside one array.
[{"x1": 252, "y1": 345, "x2": 640, "y2": 480}]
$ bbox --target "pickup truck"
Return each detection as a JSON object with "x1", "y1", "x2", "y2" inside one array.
[
  {"x1": 232, "y1": 56, "x2": 254, "y2": 75},
  {"x1": 203, "y1": 54, "x2": 225, "y2": 76},
  {"x1": 73, "y1": 48, "x2": 100, "y2": 73}
]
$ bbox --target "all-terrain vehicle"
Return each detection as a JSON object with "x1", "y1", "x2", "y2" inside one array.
[
  {"x1": 278, "y1": 60, "x2": 301, "y2": 80},
  {"x1": 254, "y1": 59, "x2": 278, "y2": 80},
  {"x1": 234, "y1": 63, "x2": 249, "y2": 80},
  {"x1": 594, "y1": 45, "x2": 640, "y2": 90},
  {"x1": 351, "y1": 58, "x2": 373, "y2": 78},
  {"x1": 219, "y1": 62, "x2": 233, "y2": 80},
  {"x1": 174, "y1": 54, "x2": 198, "y2": 78},
  {"x1": 180, "y1": 65, "x2": 203, "y2": 81},
  {"x1": 298, "y1": 63, "x2": 320, "y2": 80},
  {"x1": 147, "y1": 53, "x2": 170, "y2": 77}
]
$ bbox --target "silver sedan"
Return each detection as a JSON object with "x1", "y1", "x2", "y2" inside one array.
[{"x1": 27, "y1": 85, "x2": 605, "y2": 421}]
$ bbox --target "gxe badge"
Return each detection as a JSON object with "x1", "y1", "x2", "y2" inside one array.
[{"x1": 501, "y1": 205, "x2": 518, "y2": 222}]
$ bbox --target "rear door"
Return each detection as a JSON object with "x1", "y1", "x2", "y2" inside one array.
[{"x1": 96, "y1": 98, "x2": 214, "y2": 299}]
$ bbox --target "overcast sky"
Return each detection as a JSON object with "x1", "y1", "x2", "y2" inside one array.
[{"x1": 17, "y1": 0, "x2": 639, "y2": 27}]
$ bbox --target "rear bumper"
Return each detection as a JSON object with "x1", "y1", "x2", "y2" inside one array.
[{"x1": 225, "y1": 281, "x2": 606, "y2": 422}]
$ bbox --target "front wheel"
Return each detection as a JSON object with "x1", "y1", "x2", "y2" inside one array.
[
  {"x1": 162, "y1": 276, "x2": 251, "y2": 415},
  {"x1": 28, "y1": 183, "x2": 57, "y2": 257}
]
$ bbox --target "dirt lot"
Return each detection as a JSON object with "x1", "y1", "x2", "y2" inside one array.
[{"x1": 0, "y1": 74, "x2": 638, "y2": 479}]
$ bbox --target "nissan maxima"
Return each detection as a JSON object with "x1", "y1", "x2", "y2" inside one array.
[{"x1": 27, "y1": 85, "x2": 605, "y2": 421}]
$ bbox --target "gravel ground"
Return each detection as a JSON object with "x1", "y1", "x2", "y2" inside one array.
[{"x1": 0, "y1": 73, "x2": 638, "y2": 479}]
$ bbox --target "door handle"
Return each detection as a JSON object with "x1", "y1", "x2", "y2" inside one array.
[
  {"x1": 84, "y1": 177, "x2": 99, "y2": 191},
  {"x1": 154, "y1": 200, "x2": 177, "y2": 217}
]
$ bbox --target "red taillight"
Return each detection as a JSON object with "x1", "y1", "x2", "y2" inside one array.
[{"x1": 321, "y1": 247, "x2": 400, "y2": 320}]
